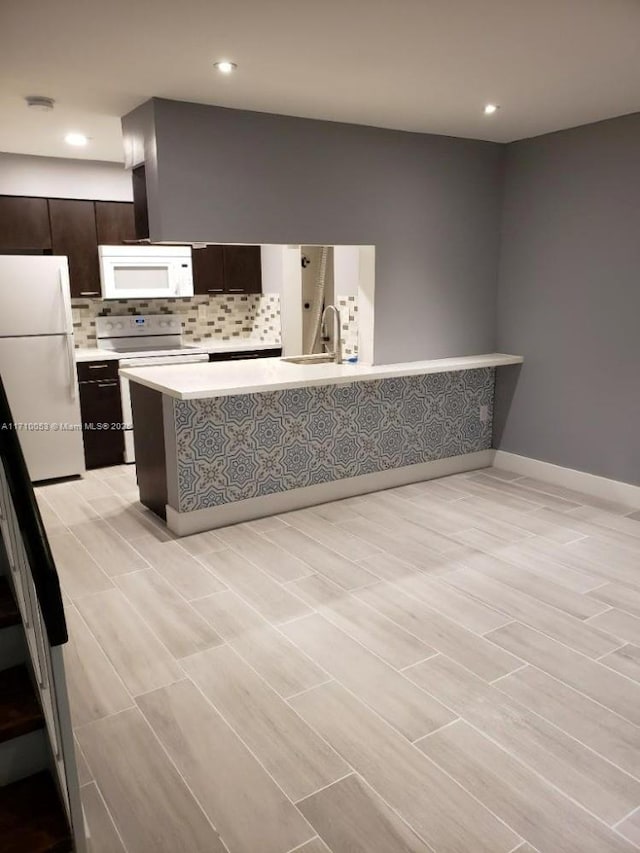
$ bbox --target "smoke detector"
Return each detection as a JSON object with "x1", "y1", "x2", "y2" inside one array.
[{"x1": 25, "y1": 96, "x2": 55, "y2": 112}]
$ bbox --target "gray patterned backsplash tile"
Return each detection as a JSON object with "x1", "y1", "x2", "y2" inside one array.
[
  {"x1": 71, "y1": 293, "x2": 281, "y2": 348},
  {"x1": 173, "y1": 368, "x2": 494, "y2": 512}
]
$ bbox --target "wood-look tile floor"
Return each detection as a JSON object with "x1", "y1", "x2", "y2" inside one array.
[{"x1": 35, "y1": 465, "x2": 640, "y2": 853}]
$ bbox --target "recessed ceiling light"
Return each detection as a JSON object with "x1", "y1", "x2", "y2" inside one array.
[
  {"x1": 65, "y1": 132, "x2": 89, "y2": 146},
  {"x1": 484, "y1": 104, "x2": 499, "y2": 115},
  {"x1": 213, "y1": 60, "x2": 237, "y2": 74}
]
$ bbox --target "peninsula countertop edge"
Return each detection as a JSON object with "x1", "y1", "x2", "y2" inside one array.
[{"x1": 118, "y1": 353, "x2": 524, "y2": 401}]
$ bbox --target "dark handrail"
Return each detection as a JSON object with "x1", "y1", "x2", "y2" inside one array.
[{"x1": 0, "y1": 376, "x2": 67, "y2": 646}]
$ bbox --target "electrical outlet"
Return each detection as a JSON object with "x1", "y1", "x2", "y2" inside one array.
[{"x1": 479, "y1": 404, "x2": 489, "y2": 423}]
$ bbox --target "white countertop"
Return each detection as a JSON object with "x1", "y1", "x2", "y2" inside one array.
[
  {"x1": 74, "y1": 340, "x2": 281, "y2": 363},
  {"x1": 119, "y1": 353, "x2": 523, "y2": 400},
  {"x1": 75, "y1": 347, "x2": 120, "y2": 362}
]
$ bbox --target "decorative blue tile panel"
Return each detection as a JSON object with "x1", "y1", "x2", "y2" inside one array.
[{"x1": 173, "y1": 368, "x2": 495, "y2": 511}]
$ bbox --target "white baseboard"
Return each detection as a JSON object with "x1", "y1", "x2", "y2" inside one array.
[
  {"x1": 166, "y1": 449, "x2": 494, "y2": 535},
  {"x1": 493, "y1": 451, "x2": 640, "y2": 509}
]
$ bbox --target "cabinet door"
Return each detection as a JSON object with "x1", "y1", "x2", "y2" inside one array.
[
  {"x1": 95, "y1": 201, "x2": 136, "y2": 245},
  {"x1": 132, "y1": 164, "x2": 149, "y2": 239},
  {"x1": 77, "y1": 359, "x2": 119, "y2": 382},
  {"x1": 49, "y1": 199, "x2": 100, "y2": 298},
  {"x1": 0, "y1": 196, "x2": 51, "y2": 251},
  {"x1": 208, "y1": 348, "x2": 282, "y2": 361},
  {"x1": 0, "y1": 336, "x2": 85, "y2": 481},
  {"x1": 223, "y1": 246, "x2": 262, "y2": 294},
  {"x1": 192, "y1": 245, "x2": 225, "y2": 295},
  {"x1": 78, "y1": 378, "x2": 124, "y2": 469}
]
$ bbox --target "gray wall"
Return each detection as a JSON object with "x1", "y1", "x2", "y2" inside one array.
[
  {"x1": 122, "y1": 99, "x2": 640, "y2": 484},
  {"x1": 123, "y1": 99, "x2": 504, "y2": 364},
  {"x1": 496, "y1": 114, "x2": 640, "y2": 485},
  {"x1": 0, "y1": 152, "x2": 132, "y2": 200},
  {"x1": 122, "y1": 99, "x2": 163, "y2": 238}
]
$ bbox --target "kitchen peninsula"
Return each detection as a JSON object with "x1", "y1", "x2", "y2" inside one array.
[{"x1": 120, "y1": 354, "x2": 523, "y2": 534}]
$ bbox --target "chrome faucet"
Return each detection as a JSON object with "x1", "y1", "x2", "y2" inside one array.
[{"x1": 321, "y1": 304, "x2": 342, "y2": 364}]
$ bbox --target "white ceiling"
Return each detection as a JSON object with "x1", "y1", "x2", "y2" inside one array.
[{"x1": 1, "y1": 0, "x2": 639, "y2": 162}]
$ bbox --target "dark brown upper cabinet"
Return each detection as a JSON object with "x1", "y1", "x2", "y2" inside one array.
[
  {"x1": 0, "y1": 191, "x2": 262, "y2": 298},
  {"x1": 0, "y1": 196, "x2": 51, "y2": 251},
  {"x1": 192, "y1": 245, "x2": 262, "y2": 295},
  {"x1": 192, "y1": 245, "x2": 225, "y2": 295},
  {"x1": 48, "y1": 199, "x2": 101, "y2": 298},
  {"x1": 132, "y1": 165, "x2": 149, "y2": 240},
  {"x1": 222, "y1": 246, "x2": 262, "y2": 294},
  {"x1": 95, "y1": 201, "x2": 137, "y2": 245}
]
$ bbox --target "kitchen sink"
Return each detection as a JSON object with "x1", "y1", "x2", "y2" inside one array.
[{"x1": 280, "y1": 354, "x2": 336, "y2": 365}]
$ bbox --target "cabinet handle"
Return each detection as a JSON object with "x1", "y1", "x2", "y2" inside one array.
[
  {"x1": 88, "y1": 364, "x2": 109, "y2": 370},
  {"x1": 228, "y1": 288, "x2": 244, "y2": 293},
  {"x1": 79, "y1": 291, "x2": 100, "y2": 296},
  {"x1": 97, "y1": 381, "x2": 118, "y2": 388},
  {"x1": 207, "y1": 288, "x2": 223, "y2": 293}
]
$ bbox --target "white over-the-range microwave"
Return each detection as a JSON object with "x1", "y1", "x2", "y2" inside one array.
[{"x1": 98, "y1": 245, "x2": 194, "y2": 299}]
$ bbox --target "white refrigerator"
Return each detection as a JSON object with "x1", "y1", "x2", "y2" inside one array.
[{"x1": 0, "y1": 256, "x2": 85, "y2": 481}]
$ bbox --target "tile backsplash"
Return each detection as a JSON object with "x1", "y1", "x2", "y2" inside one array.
[
  {"x1": 173, "y1": 368, "x2": 495, "y2": 510},
  {"x1": 336, "y1": 294, "x2": 359, "y2": 358},
  {"x1": 71, "y1": 294, "x2": 281, "y2": 348}
]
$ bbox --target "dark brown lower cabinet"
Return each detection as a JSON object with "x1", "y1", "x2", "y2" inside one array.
[
  {"x1": 78, "y1": 374, "x2": 124, "y2": 469},
  {"x1": 129, "y1": 382, "x2": 167, "y2": 519},
  {"x1": 208, "y1": 348, "x2": 282, "y2": 362}
]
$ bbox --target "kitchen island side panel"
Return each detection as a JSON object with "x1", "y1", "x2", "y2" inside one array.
[
  {"x1": 172, "y1": 368, "x2": 495, "y2": 512},
  {"x1": 130, "y1": 382, "x2": 168, "y2": 518}
]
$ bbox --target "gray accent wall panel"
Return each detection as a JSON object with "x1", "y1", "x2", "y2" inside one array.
[
  {"x1": 122, "y1": 99, "x2": 163, "y2": 238},
  {"x1": 123, "y1": 99, "x2": 504, "y2": 364},
  {"x1": 496, "y1": 114, "x2": 640, "y2": 485}
]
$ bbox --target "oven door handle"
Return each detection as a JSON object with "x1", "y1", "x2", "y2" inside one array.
[{"x1": 119, "y1": 354, "x2": 209, "y2": 367}]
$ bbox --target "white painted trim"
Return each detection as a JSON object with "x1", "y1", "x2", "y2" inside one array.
[
  {"x1": 276, "y1": 245, "x2": 303, "y2": 357},
  {"x1": 49, "y1": 646, "x2": 89, "y2": 853},
  {"x1": 165, "y1": 449, "x2": 494, "y2": 535},
  {"x1": 357, "y1": 245, "x2": 376, "y2": 366},
  {"x1": 493, "y1": 451, "x2": 640, "y2": 509}
]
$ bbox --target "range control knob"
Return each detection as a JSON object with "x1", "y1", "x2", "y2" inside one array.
[
  {"x1": 159, "y1": 320, "x2": 167, "y2": 328},
  {"x1": 106, "y1": 322, "x2": 113, "y2": 330},
  {"x1": 115, "y1": 322, "x2": 123, "y2": 330}
]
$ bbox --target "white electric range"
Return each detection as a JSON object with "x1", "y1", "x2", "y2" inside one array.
[{"x1": 96, "y1": 315, "x2": 209, "y2": 462}]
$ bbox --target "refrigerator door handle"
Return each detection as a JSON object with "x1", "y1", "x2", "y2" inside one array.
[
  {"x1": 58, "y1": 265, "x2": 77, "y2": 402},
  {"x1": 58, "y1": 264, "x2": 72, "y2": 323},
  {"x1": 66, "y1": 335, "x2": 77, "y2": 401}
]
